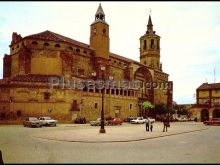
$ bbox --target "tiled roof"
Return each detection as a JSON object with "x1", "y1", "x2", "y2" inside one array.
[
  {"x1": 110, "y1": 53, "x2": 137, "y2": 63},
  {"x1": 197, "y1": 83, "x2": 220, "y2": 90},
  {"x1": 24, "y1": 30, "x2": 91, "y2": 49},
  {"x1": 11, "y1": 74, "x2": 61, "y2": 82}
]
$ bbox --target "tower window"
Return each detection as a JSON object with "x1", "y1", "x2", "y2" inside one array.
[
  {"x1": 157, "y1": 40, "x2": 160, "y2": 49},
  {"x1": 103, "y1": 29, "x2": 106, "y2": 35},
  {"x1": 151, "y1": 39, "x2": 154, "y2": 49},
  {"x1": 32, "y1": 41, "x2": 38, "y2": 45},
  {"x1": 55, "y1": 44, "x2": 60, "y2": 48},
  {"x1": 44, "y1": 43, "x2": 49, "y2": 46},
  {"x1": 144, "y1": 40, "x2": 147, "y2": 50},
  {"x1": 76, "y1": 48, "x2": 80, "y2": 53}
]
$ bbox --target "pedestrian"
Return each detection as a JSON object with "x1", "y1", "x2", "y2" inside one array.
[
  {"x1": 163, "y1": 115, "x2": 169, "y2": 132},
  {"x1": 145, "y1": 118, "x2": 149, "y2": 131},
  {"x1": 0, "y1": 150, "x2": 4, "y2": 164},
  {"x1": 149, "y1": 120, "x2": 153, "y2": 132}
]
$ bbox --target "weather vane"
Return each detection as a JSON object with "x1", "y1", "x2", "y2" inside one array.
[{"x1": 149, "y1": 8, "x2": 152, "y2": 15}]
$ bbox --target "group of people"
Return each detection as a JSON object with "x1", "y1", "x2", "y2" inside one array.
[{"x1": 145, "y1": 115, "x2": 170, "y2": 132}]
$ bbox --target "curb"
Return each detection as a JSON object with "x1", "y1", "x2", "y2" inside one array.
[{"x1": 33, "y1": 127, "x2": 208, "y2": 143}]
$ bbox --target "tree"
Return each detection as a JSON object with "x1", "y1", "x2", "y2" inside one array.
[
  {"x1": 142, "y1": 101, "x2": 154, "y2": 109},
  {"x1": 168, "y1": 108, "x2": 176, "y2": 115},
  {"x1": 154, "y1": 103, "x2": 167, "y2": 115},
  {"x1": 142, "y1": 101, "x2": 154, "y2": 117}
]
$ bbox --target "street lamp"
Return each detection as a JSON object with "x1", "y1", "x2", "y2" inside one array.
[{"x1": 100, "y1": 66, "x2": 106, "y2": 133}]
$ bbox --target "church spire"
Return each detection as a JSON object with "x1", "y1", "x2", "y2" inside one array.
[
  {"x1": 95, "y1": 3, "x2": 105, "y2": 21},
  {"x1": 147, "y1": 15, "x2": 153, "y2": 33}
]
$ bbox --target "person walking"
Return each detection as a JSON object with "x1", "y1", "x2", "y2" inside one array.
[
  {"x1": 149, "y1": 119, "x2": 153, "y2": 132},
  {"x1": 145, "y1": 118, "x2": 149, "y2": 131},
  {"x1": 163, "y1": 115, "x2": 169, "y2": 132}
]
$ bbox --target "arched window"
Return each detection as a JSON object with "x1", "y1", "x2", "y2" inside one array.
[
  {"x1": 69, "y1": 46, "x2": 73, "y2": 50},
  {"x1": 76, "y1": 48, "x2": 80, "y2": 53},
  {"x1": 55, "y1": 44, "x2": 60, "y2": 48},
  {"x1": 44, "y1": 42, "x2": 49, "y2": 46},
  {"x1": 32, "y1": 41, "x2": 38, "y2": 45},
  {"x1": 83, "y1": 50, "x2": 87, "y2": 54},
  {"x1": 157, "y1": 40, "x2": 160, "y2": 49},
  {"x1": 150, "y1": 39, "x2": 154, "y2": 49},
  {"x1": 143, "y1": 40, "x2": 147, "y2": 50},
  {"x1": 103, "y1": 29, "x2": 106, "y2": 35}
]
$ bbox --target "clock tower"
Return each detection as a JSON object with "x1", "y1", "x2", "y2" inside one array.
[
  {"x1": 140, "y1": 14, "x2": 161, "y2": 70},
  {"x1": 90, "y1": 3, "x2": 110, "y2": 60}
]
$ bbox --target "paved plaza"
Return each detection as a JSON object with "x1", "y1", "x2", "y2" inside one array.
[
  {"x1": 32, "y1": 122, "x2": 207, "y2": 143},
  {"x1": 0, "y1": 122, "x2": 220, "y2": 163}
]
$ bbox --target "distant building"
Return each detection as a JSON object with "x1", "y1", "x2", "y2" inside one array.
[
  {"x1": 191, "y1": 83, "x2": 220, "y2": 121},
  {"x1": 0, "y1": 4, "x2": 173, "y2": 122}
]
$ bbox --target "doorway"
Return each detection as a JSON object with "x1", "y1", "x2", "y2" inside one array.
[{"x1": 201, "y1": 109, "x2": 209, "y2": 121}]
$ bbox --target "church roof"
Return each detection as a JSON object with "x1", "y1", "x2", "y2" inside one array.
[
  {"x1": 96, "y1": 3, "x2": 105, "y2": 16},
  {"x1": 25, "y1": 30, "x2": 91, "y2": 49},
  {"x1": 197, "y1": 83, "x2": 220, "y2": 90},
  {"x1": 110, "y1": 53, "x2": 135, "y2": 63},
  {"x1": 148, "y1": 15, "x2": 153, "y2": 26}
]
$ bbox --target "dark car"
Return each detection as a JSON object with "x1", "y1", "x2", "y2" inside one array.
[
  {"x1": 23, "y1": 117, "x2": 43, "y2": 128},
  {"x1": 203, "y1": 118, "x2": 220, "y2": 125},
  {"x1": 108, "y1": 118, "x2": 123, "y2": 125}
]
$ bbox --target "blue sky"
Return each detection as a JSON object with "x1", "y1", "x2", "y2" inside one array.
[{"x1": 0, "y1": 2, "x2": 220, "y2": 104}]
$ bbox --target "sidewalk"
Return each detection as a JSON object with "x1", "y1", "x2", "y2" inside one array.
[{"x1": 32, "y1": 122, "x2": 208, "y2": 143}]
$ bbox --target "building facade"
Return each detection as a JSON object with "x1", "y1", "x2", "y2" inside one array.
[
  {"x1": 191, "y1": 83, "x2": 220, "y2": 121},
  {"x1": 0, "y1": 4, "x2": 173, "y2": 122}
]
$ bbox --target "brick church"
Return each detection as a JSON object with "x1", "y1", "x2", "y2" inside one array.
[{"x1": 0, "y1": 4, "x2": 173, "y2": 122}]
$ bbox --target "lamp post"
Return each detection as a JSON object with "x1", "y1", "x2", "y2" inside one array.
[{"x1": 100, "y1": 66, "x2": 106, "y2": 133}]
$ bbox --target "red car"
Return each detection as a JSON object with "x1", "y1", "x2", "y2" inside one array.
[
  {"x1": 203, "y1": 118, "x2": 220, "y2": 125},
  {"x1": 108, "y1": 118, "x2": 123, "y2": 125}
]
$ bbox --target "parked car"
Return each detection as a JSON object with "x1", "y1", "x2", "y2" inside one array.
[
  {"x1": 124, "y1": 116, "x2": 136, "y2": 122},
  {"x1": 90, "y1": 118, "x2": 108, "y2": 126},
  {"x1": 108, "y1": 118, "x2": 123, "y2": 125},
  {"x1": 169, "y1": 117, "x2": 179, "y2": 122},
  {"x1": 23, "y1": 117, "x2": 43, "y2": 128},
  {"x1": 74, "y1": 117, "x2": 86, "y2": 124},
  {"x1": 130, "y1": 117, "x2": 146, "y2": 124},
  {"x1": 38, "y1": 117, "x2": 58, "y2": 126},
  {"x1": 177, "y1": 117, "x2": 188, "y2": 122},
  {"x1": 203, "y1": 118, "x2": 220, "y2": 125}
]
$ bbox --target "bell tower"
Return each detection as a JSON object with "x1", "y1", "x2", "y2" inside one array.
[
  {"x1": 140, "y1": 14, "x2": 161, "y2": 70},
  {"x1": 90, "y1": 3, "x2": 110, "y2": 60}
]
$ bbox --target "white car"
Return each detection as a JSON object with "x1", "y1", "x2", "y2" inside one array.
[
  {"x1": 130, "y1": 117, "x2": 146, "y2": 124},
  {"x1": 38, "y1": 117, "x2": 58, "y2": 126}
]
